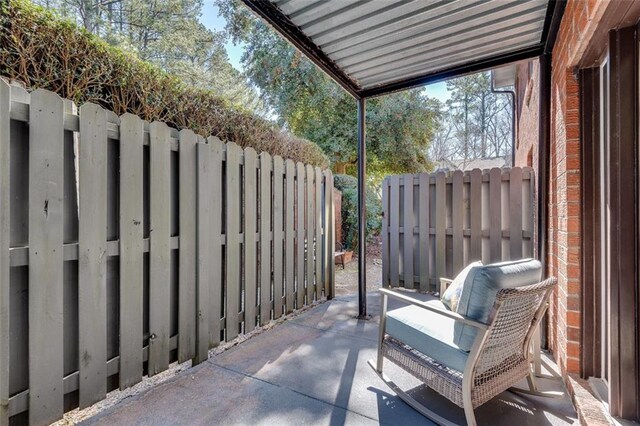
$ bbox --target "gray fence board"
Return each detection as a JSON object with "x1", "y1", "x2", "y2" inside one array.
[
  {"x1": 509, "y1": 167, "x2": 523, "y2": 259},
  {"x1": 470, "y1": 169, "x2": 482, "y2": 261},
  {"x1": 285, "y1": 160, "x2": 295, "y2": 312},
  {"x1": 314, "y1": 167, "x2": 323, "y2": 297},
  {"x1": 260, "y1": 153, "x2": 272, "y2": 324},
  {"x1": 196, "y1": 142, "x2": 212, "y2": 364},
  {"x1": 323, "y1": 171, "x2": 334, "y2": 299},
  {"x1": 0, "y1": 80, "x2": 10, "y2": 426},
  {"x1": 78, "y1": 103, "x2": 108, "y2": 408},
  {"x1": 418, "y1": 173, "x2": 430, "y2": 292},
  {"x1": 178, "y1": 129, "x2": 197, "y2": 363},
  {"x1": 305, "y1": 165, "x2": 314, "y2": 303},
  {"x1": 389, "y1": 175, "x2": 400, "y2": 286},
  {"x1": 435, "y1": 172, "x2": 446, "y2": 281},
  {"x1": 149, "y1": 122, "x2": 171, "y2": 376},
  {"x1": 244, "y1": 148, "x2": 258, "y2": 331},
  {"x1": 118, "y1": 113, "x2": 144, "y2": 390},
  {"x1": 402, "y1": 174, "x2": 414, "y2": 289},
  {"x1": 452, "y1": 170, "x2": 464, "y2": 274},
  {"x1": 225, "y1": 142, "x2": 242, "y2": 340},
  {"x1": 273, "y1": 156, "x2": 284, "y2": 318},
  {"x1": 381, "y1": 179, "x2": 389, "y2": 289},
  {"x1": 489, "y1": 168, "x2": 502, "y2": 263},
  {"x1": 383, "y1": 168, "x2": 534, "y2": 289},
  {"x1": 28, "y1": 89, "x2": 65, "y2": 424},
  {"x1": 208, "y1": 137, "x2": 224, "y2": 347},
  {"x1": 296, "y1": 163, "x2": 306, "y2": 308}
]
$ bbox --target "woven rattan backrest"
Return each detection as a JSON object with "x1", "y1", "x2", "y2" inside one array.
[{"x1": 472, "y1": 278, "x2": 557, "y2": 382}]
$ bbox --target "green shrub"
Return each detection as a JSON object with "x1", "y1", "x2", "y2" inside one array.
[
  {"x1": 334, "y1": 174, "x2": 382, "y2": 251},
  {"x1": 0, "y1": 0, "x2": 329, "y2": 168}
]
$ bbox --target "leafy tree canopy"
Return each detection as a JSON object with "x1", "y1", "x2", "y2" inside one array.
[
  {"x1": 216, "y1": 0, "x2": 440, "y2": 181},
  {"x1": 430, "y1": 72, "x2": 512, "y2": 167},
  {"x1": 32, "y1": 0, "x2": 264, "y2": 112}
]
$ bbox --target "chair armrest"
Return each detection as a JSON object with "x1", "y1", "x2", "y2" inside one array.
[
  {"x1": 439, "y1": 277, "x2": 453, "y2": 296},
  {"x1": 379, "y1": 288, "x2": 488, "y2": 330}
]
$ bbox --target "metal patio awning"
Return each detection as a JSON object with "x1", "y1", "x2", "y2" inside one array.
[{"x1": 241, "y1": 0, "x2": 563, "y2": 99}]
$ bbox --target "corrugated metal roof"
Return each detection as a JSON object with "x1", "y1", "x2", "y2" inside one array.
[{"x1": 244, "y1": 0, "x2": 556, "y2": 97}]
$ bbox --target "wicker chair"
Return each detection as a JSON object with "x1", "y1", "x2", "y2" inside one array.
[{"x1": 369, "y1": 264, "x2": 557, "y2": 426}]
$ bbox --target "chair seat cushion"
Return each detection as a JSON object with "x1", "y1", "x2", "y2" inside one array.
[
  {"x1": 454, "y1": 258, "x2": 543, "y2": 351},
  {"x1": 385, "y1": 301, "x2": 469, "y2": 372}
]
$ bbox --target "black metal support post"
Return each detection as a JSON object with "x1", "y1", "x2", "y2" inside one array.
[
  {"x1": 537, "y1": 53, "x2": 551, "y2": 349},
  {"x1": 357, "y1": 98, "x2": 367, "y2": 318}
]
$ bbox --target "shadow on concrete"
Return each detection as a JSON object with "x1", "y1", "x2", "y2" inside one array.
[{"x1": 81, "y1": 291, "x2": 577, "y2": 426}]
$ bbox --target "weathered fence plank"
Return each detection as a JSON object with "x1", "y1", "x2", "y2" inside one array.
[
  {"x1": 418, "y1": 173, "x2": 430, "y2": 292},
  {"x1": 149, "y1": 121, "x2": 171, "y2": 376},
  {"x1": 402, "y1": 174, "x2": 414, "y2": 289},
  {"x1": 178, "y1": 129, "x2": 197, "y2": 363},
  {"x1": 273, "y1": 156, "x2": 284, "y2": 318},
  {"x1": 381, "y1": 178, "x2": 389, "y2": 287},
  {"x1": 305, "y1": 165, "x2": 315, "y2": 302},
  {"x1": 0, "y1": 80, "x2": 10, "y2": 426},
  {"x1": 196, "y1": 141, "x2": 212, "y2": 364},
  {"x1": 389, "y1": 175, "x2": 400, "y2": 286},
  {"x1": 435, "y1": 172, "x2": 446, "y2": 281},
  {"x1": 244, "y1": 148, "x2": 258, "y2": 331},
  {"x1": 470, "y1": 169, "x2": 482, "y2": 261},
  {"x1": 296, "y1": 163, "x2": 306, "y2": 308},
  {"x1": 225, "y1": 142, "x2": 242, "y2": 340},
  {"x1": 28, "y1": 89, "x2": 65, "y2": 424},
  {"x1": 260, "y1": 152, "x2": 272, "y2": 324},
  {"x1": 119, "y1": 113, "x2": 145, "y2": 390},
  {"x1": 314, "y1": 167, "x2": 323, "y2": 297},
  {"x1": 509, "y1": 167, "x2": 523, "y2": 259},
  {"x1": 383, "y1": 168, "x2": 534, "y2": 288},
  {"x1": 208, "y1": 137, "x2": 224, "y2": 347},
  {"x1": 78, "y1": 103, "x2": 108, "y2": 408},
  {"x1": 489, "y1": 168, "x2": 502, "y2": 263},
  {"x1": 285, "y1": 160, "x2": 296, "y2": 312},
  {"x1": 452, "y1": 170, "x2": 464, "y2": 275},
  {"x1": 323, "y1": 170, "x2": 333, "y2": 299}
]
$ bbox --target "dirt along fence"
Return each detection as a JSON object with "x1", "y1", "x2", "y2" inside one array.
[
  {"x1": 382, "y1": 167, "x2": 535, "y2": 291},
  {"x1": 0, "y1": 80, "x2": 335, "y2": 425}
]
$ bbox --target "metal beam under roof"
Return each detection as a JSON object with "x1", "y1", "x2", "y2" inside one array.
[{"x1": 241, "y1": 0, "x2": 565, "y2": 99}]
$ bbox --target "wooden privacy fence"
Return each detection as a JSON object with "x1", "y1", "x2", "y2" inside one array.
[
  {"x1": 382, "y1": 167, "x2": 534, "y2": 291},
  {"x1": 0, "y1": 81, "x2": 335, "y2": 425}
]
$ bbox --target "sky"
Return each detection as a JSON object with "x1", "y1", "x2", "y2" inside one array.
[{"x1": 198, "y1": 1, "x2": 452, "y2": 103}]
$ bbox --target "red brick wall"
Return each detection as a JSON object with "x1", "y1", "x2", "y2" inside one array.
[
  {"x1": 334, "y1": 188, "x2": 342, "y2": 247},
  {"x1": 514, "y1": 60, "x2": 539, "y2": 168},
  {"x1": 514, "y1": 0, "x2": 611, "y2": 376}
]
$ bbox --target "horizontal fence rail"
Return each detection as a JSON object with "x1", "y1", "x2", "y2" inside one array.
[
  {"x1": 0, "y1": 81, "x2": 335, "y2": 425},
  {"x1": 382, "y1": 167, "x2": 534, "y2": 291}
]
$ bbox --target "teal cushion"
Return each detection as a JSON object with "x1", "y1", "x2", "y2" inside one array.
[
  {"x1": 441, "y1": 261, "x2": 482, "y2": 311},
  {"x1": 454, "y1": 258, "x2": 543, "y2": 351},
  {"x1": 386, "y1": 301, "x2": 469, "y2": 372}
]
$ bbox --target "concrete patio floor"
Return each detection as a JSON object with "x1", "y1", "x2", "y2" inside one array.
[{"x1": 82, "y1": 292, "x2": 578, "y2": 425}]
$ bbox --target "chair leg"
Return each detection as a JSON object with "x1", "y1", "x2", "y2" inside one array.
[
  {"x1": 527, "y1": 371, "x2": 538, "y2": 392},
  {"x1": 463, "y1": 404, "x2": 477, "y2": 426},
  {"x1": 509, "y1": 372, "x2": 564, "y2": 398},
  {"x1": 368, "y1": 360, "x2": 460, "y2": 426}
]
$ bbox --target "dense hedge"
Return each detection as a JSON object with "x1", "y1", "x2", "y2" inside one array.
[
  {"x1": 0, "y1": 0, "x2": 328, "y2": 168},
  {"x1": 334, "y1": 174, "x2": 382, "y2": 251}
]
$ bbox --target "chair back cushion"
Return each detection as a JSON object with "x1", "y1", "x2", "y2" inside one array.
[
  {"x1": 441, "y1": 261, "x2": 482, "y2": 311},
  {"x1": 454, "y1": 258, "x2": 542, "y2": 351}
]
